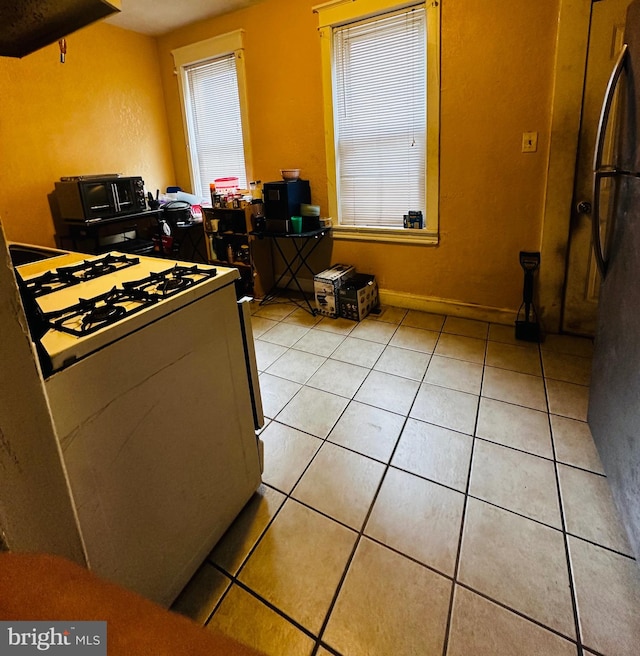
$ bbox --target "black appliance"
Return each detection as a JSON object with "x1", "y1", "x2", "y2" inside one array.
[
  {"x1": 263, "y1": 179, "x2": 311, "y2": 220},
  {"x1": 162, "y1": 200, "x2": 193, "y2": 227},
  {"x1": 54, "y1": 175, "x2": 147, "y2": 222}
]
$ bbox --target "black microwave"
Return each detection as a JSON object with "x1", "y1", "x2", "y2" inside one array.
[{"x1": 54, "y1": 175, "x2": 147, "y2": 222}]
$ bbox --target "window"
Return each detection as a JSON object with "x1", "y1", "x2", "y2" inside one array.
[
  {"x1": 316, "y1": 0, "x2": 440, "y2": 243},
  {"x1": 184, "y1": 55, "x2": 247, "y2": 195},
  {"x1": 172, "y1": 31, "x2": 253, "y2": 199}
]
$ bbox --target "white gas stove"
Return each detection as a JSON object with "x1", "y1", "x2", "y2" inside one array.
[
  {"x1": 4, "y1": 245, "x2": 263, "y2": 605},
  {"x1": 15, "y1": 251, "x2": 235, "y2": 373}
]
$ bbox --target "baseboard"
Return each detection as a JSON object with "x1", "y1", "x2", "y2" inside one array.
[
  {"x1": 377, "y1": 290, "x2": 517, "y2": 326},
  {"x1": 273, "y1": 274, "x2": 517, "y2": 326}
]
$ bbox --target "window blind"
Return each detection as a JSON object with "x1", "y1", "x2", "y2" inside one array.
[
  {"x1": 333, "y1": 6, "x2": 426, "y2": 228},
  {"x1": 185, "y1": 54, "x2": 247, "y2": 197}
]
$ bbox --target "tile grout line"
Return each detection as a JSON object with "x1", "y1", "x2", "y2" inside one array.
[
  {"x1": 214, "y1": 308, "x2": 409, "y2": 654},
  {"x1": 204, "y1": 386, "x2": 354, "y2": 645},
  {"x1": 440, "y1": 328, "x2": 487, "y2": 656},
  {"x1": 542, "y1": 341, "x2": 586, "y2": 656},
  {"x1": 310, "y1": 400, "x2": 415, "y2": 655},
  {"x1": 452, "y1": 580, "x2": 582, "y2": 645},
  {"x1": 250, "y1": 306, "x2": 598, "y2": 653},
  {"x1": 289, "y1": 424, "x2": 633, "y2": 563},
  {"x1": 262, "y1": 312, "x2": 515, "y2": 652},
  {"x1": 206, "y1": 562, "x2": 322, "y2": 645},
  {"x1": 204, "y1": 305, "x2": 346, "y2": 642},
  {"x1": 310, "y1": 318, "x2": 419, "y2": 654}
]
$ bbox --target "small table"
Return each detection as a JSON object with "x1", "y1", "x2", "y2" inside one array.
[{"x1": 254, "y1": 227, "x2": 331, "y2": 315}]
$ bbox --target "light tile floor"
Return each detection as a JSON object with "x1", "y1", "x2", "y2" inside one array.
[{"x1": 173, "y1": 303, "x2": 640, "y2": 656}]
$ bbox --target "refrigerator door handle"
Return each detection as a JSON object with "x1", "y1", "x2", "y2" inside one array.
[
  {"x1": 591, "y1": 170, "x2": 613, "y2": 278},
  {"x1": 592, "y1": 43, "x2": 628, "y2": 278},
  {"x1": 593, "y1": 43, "x2": 628, "y2": 171}
]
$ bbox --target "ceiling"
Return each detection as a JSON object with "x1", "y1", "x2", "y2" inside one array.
[{"x1": 105, "y1": 0, "x2": 264, "y2": 36}]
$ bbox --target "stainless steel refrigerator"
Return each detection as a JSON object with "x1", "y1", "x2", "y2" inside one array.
[{"x1": 588, "y1": 0, "x2": 640, "y2": 559}]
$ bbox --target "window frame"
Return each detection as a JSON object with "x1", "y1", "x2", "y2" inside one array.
[
  {"x1": 315, "y1": 0, "x2": 440, "y2": 244},
  {"x1": 172, "y1": 30, "x2": 254, "y2": 199}
]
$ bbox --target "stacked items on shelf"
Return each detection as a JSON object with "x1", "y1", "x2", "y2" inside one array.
[{"x1": 202, "y1": 178, "x2": 270, "y2": 298}]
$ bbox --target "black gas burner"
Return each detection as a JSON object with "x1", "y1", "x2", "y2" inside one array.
[
  {"x1": 60, "y1": 253, "x2": 140, "y2": 282},
  {"x1": 44, "y1": 287, "x2": 158, "y2": 337},
  {"x1": 82, "y1": 303, "x2": 126, "y2": 328},
  {"x1": 157, "y1": 277, "x2": 189, "y2": 293},
  {"x1": 23, "y1": 253, "x2": 140, "y2": 298},
  {"x1": 125, "y1": 264, "x2": 217, "y2": 299},
  {"x1": 24, "y1": 269, "x2": 80, "y2": 298}
]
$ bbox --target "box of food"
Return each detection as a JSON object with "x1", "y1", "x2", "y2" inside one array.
[
  {"x1": 338, "y1": 273, "x2": 379, "y2": 321},
  {"x1": 403, "y1": 210, "x2": 424, "y2": 229},
  {"x1": 314, "y1": 264, "x2": 356, "y2": 317}
]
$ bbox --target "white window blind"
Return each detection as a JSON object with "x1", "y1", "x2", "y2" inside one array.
[
  {"x1": 333, "y1": 6, "x2": 426, "y2": 228},
  {"x1": 185, "y1": 54, "x2": 247, "y2": 197}
]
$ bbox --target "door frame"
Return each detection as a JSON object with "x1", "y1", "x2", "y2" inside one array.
[{"x1": 539, "y1": 0, "x2": 593, "y2": 334}]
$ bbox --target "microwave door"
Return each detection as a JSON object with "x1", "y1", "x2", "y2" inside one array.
[
  {"x1": 85, "y1": 182, "x2": 115, "y2": 216},
  {"x1": 113, "y1": 180, "x2": 134, "y2": 213}
]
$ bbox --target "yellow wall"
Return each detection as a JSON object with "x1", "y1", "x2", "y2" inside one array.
[
  {"x1": 0, "y1": 0, "x2": 562, "y2": 316},
  {"x1": 0, "y1": 22, "x2": 174, "y2": 246},
  {"x1": 158, "y1": 0, "x2": 327, "y2": 205},
  {"x1": 157, "y1": 0, "x2": 560, "y2": 315}
]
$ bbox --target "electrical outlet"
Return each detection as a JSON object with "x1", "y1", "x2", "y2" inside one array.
[{"x1": 522, "y1": 131, "x2": 538, "y2": 153}]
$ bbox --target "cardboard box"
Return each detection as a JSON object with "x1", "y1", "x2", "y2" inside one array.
[
  {"x1": 338, "y1": 273, "x2": 379, "y2": 321},
  {"x1": 314, "y1": 264, "x2": 356, "y2": 317},
  {"x1": 403, "y1": 210, "x2": 424, "y2": 229}
]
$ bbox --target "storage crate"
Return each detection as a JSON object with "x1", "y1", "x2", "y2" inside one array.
[
  {"x1": 338, "y1": 274, "x2": 379, "y2": 321},
  {"x1": 314, "y1": 264, "x2": 355, "y2": 317}
]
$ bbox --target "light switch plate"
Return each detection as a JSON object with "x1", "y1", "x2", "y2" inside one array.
[{"x1": 522, "y1": 131, "x2": 538, "y2": 153}]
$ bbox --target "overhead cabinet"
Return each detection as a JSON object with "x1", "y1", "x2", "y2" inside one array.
[{"x1": 0, "y1": 0, "x2": 120, "y2": 58}]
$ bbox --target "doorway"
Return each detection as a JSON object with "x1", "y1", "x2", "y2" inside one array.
[{"x1": 561, "y1": 0, "x2": 630, "y2": 335}]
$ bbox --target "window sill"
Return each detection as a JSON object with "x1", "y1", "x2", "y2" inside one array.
[{"x1": 331, "y1": 225, "x2": 438, "y2": 245}]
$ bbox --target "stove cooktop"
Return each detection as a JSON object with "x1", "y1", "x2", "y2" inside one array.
[
  {"x1": 15, "y1": 251, "x2": 238, "y2": 373},
  {"x1": 42, "y1": 264, "x2": 219, "y2": 337},
  {"x1": 23, "y1": 252, "x2": 140, "y2": 297},
  {"x1": 44, "y1": 286, "x2": 159, "y2": 337}
]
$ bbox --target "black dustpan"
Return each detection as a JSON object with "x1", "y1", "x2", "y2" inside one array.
[
  {"x1": 516, "y1": 311, "x2": 540, "y2": 342},
  {"x1": 515, "y1": 251, "x2": 541, "y2": 343}
]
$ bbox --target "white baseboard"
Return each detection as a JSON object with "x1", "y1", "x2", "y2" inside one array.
[{"x1": 274, "y1": 274, "x2": 517, "y2": 326}]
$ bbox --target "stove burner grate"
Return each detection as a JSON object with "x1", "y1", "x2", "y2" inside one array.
[
  {"x1": 158, "y1": 276, "x2": 189, "y2": 293},
  {"x1": 124, "y1": 264, "x2": 217, "y2": 298},
  {"x1": 61, "y1": 253, "x2": 140, "y2": 282},
  {"x1": 23, "y1": 253, "x2": 141, "y2": 298},
  {"x1": 44, "y1": 287, "x2": 159, "y2": 337},
  {"x1": 23, "y1": 269, "x2": 80, "y2": 298},
  {"x1": 82, "y1": 303, "x2": 126, "y2": 328}
]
